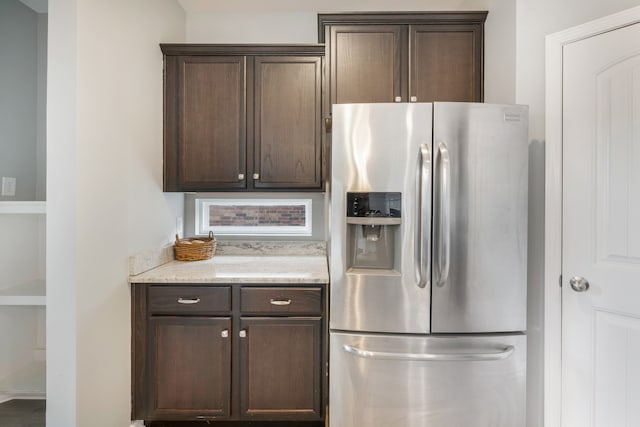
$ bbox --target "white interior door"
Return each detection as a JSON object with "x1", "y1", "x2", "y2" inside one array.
[{"x1": 562, "y1": 22, "x2": 640, "y2": 427}]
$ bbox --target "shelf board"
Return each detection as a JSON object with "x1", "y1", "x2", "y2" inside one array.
[
  {"x1": 0, "y1": 295, "x2": 46, "y2": 306},
  {"x1": 0, "y1": 201, "x2": 46, "y2": 214},
  {"x1": 0, "y1": 281, "x2": 46, "y2": 306}
]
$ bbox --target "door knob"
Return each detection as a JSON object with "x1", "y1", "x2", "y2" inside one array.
[{"x1": 569, "y1": 276, "x2": 590, "y2": 292}]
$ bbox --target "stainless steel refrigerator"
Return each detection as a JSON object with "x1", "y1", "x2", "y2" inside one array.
[{"x1": 329, "y1": 102, "x2": 528, "y2": 427}]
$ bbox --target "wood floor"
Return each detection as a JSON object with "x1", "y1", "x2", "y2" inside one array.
[
  {"x1": 146, "y1": 422, "x2": 324, "y2": 427},
  {"x1": 0, "y1": 399, "x2": 45, "y2": 427},
  {"x1": 0, "y1": 401, "x2": 326, "y2": 427}
]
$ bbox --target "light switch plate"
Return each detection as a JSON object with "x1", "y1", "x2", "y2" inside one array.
[
  {"x1": 176, "y1": 216, "x2": 184, "y2": 237},
  {"x1": 1, "y1": 177, "x2": 16, "y2": 196}
]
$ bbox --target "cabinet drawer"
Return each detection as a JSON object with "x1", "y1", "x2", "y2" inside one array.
[
  {"x1": 148, "y1": 286, "x2": 231, "y2": 315},
  {"x1": 241, "y1": 287, "x2": 323, "y2": 315}
]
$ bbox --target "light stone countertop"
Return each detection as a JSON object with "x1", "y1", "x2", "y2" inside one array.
[{"x1": 128, "y1": 255, "x2": 329, "y2": 284}]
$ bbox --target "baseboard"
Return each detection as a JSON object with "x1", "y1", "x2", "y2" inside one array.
[{"x1": 0, "y1": 393, "x2": 46, "y2": 403}]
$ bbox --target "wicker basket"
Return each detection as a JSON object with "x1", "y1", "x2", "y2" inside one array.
[{"x1": 174, "y1": 231, "x2": 216, "y2": 261}]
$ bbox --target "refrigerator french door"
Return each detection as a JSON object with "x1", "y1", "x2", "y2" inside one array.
[{"x1": 329, "y1": 102, "x2": 528, "y2": 427}]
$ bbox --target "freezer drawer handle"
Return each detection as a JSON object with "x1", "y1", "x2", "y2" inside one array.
[{"x1": 342, "y1": 344, "x2": 514, "y2": 362}]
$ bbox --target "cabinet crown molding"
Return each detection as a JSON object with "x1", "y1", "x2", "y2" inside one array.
[{"x1": 160, "y1": 44, "x2": 325, "y2": 56}]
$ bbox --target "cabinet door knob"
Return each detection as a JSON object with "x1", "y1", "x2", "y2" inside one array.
[
  {"x1": 221, "y1": 329, "x2": 229, "y2": 338},
  {"x1": 324, "y1": 117, "x2": 332, "y2": 132},
  {"x1": 238, "y1": 173, "x2": 245, "y2": 180},
  {"x1": 253, "y1": 173, "x2": 260, "y2": 180},
  {"x1": 239, "y1": 329, "x2": 247, "y2": 338},
  {"x1": 410, "y1": 96, "x2": 417, "y2": 102},
  {"x1": 394, "y1": 96, "x2": 402, "y2": 103}
]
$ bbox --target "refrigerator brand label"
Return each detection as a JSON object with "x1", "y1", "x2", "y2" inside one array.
[{"x1": 504, "y1": 113, "x2": 522, "y2": 122}]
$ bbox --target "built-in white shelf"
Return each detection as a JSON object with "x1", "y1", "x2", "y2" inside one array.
[
  {"x1": 0, "y1": 198, "x2": 46, "y2": 402},
  {"x1": 0, "y1": 201, "x2": 46, "y2": 215},
  {"x1": 0, "y1": 280, "x2": 46, "y2": 306}
]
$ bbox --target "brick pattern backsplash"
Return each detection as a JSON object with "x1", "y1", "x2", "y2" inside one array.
[{"x1": 209, "y1": 205, "x2": 306, "y2": 227}]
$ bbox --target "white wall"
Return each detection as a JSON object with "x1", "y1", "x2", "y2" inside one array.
[
  {"x1": 48, "y1": 0, "x2": 640, "y2": 425},
  {"x1": 36, "y1": 13, "x2": 47, "y2": 201},
  {"x1": 483, "y1": 0, "x2": 515, "y2": 104},
  {"x1": 514, "y1": 1, "x2": 640, "y2": 427},
  {"x1": 47, "y1": 0, "x2": 78, "y2": 422},
  {"x1": 516, "y1": 0, "x2": 640, "y2": 141},
  {"x1": 47, "y1": 0, "x2": 185, "y2": 425},
  {"x1": 0, "y1": 0, "x2": 42, "y2": 201}
]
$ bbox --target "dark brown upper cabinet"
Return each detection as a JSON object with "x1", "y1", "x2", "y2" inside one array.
[
  {"x1": 318, "y1": 12, "x2": 487, "y2": 108},
  {"x1": 161, "y1": 45, "x2": 325, "y2": 192},
  {"x1": 253, "y1": 56, "x2": 323, "y2": 189}
]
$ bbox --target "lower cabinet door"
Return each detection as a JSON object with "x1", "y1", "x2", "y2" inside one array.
[
  {"x1": 147, "y1": 316, "x2": 232, "y2": 420},
  {"x1": 238, "y1": 317, "x2": 323, "y2": 420}
]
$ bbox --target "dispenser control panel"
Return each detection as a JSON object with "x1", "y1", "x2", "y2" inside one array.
[{"x1": 347, "y1": 192, "x2": 401, "y2": 218}]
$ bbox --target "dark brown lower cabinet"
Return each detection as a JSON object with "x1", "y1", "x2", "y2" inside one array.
[
  {"x1": 147, "y1": 317, "x2": 232, "y2": 420},
  {"x1": 239, "y1": 318, "x2": 322, "y2": 419},
  {"x1": 131, "y1": 284, "x2": 326, "y2": 426}
]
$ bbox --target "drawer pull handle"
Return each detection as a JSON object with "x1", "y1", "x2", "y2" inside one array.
[
  {"x1": 270, "y1": 298, "x2": 292, "y2": 306},
  {"x1": 177, "y1": 297, "x2": 200, "y2": 304}
]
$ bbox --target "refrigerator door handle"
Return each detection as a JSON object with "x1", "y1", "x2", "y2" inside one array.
[
  {"x1": 415, "y1": 143, "x2": 431, "y2": 289},
  {"x1": 436, "y1": 142, "x2": 451, "y2": 287},
  {"x1": 342, "y1": 344, "x2": 514, "y2": 362}
]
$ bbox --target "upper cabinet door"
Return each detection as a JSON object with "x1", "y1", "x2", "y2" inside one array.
[
  {"x1": 329, "y1": 25, "x2": 405, "y2": 104},
  {"x1": 162, "y1": 45, "x2": 325, "y2": 192},
  {"x1": 409, "y1": 25, "x2": 484, "y2": 102},
  {"x1": 165, "y1": 55, "x2": 247, "y2": 191},
  {"x1": 253, "y1": 56, "x2": 323, "y2": 189},
  {"x1": 321, "y1": 13, "x2": 486, "y2": 110}
]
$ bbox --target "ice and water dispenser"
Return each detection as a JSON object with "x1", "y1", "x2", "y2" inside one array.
[{"x1": 346, "y1": 192, "x2": 402, "y2": 271}]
